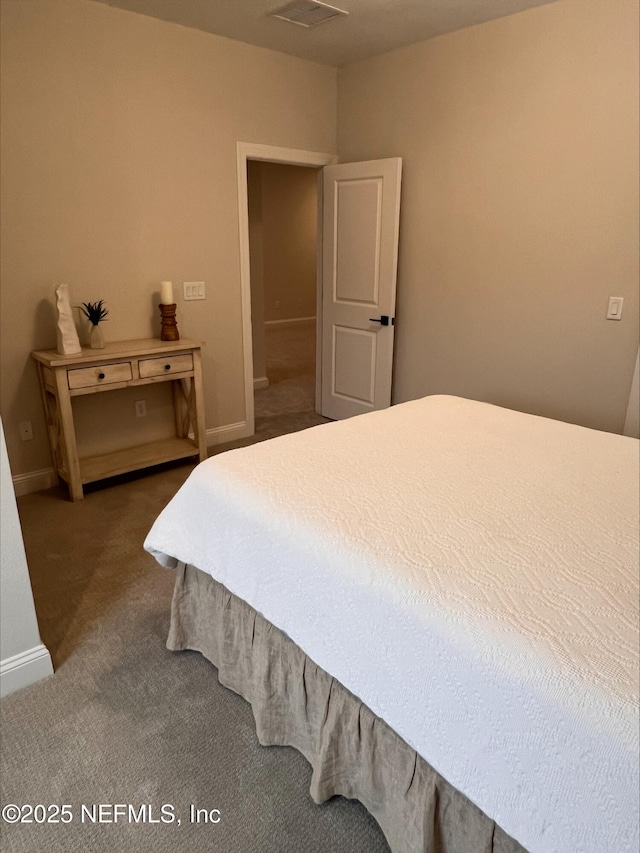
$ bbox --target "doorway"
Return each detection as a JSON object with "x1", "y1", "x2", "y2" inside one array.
[
  {"x1": 236, "y1": 143, "x2": 335, "y2": 438},
  {"x1": 247, "y1": 160, "x2": 322, "y2": 438}
]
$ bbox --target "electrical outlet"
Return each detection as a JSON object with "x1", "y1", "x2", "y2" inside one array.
[
  {"x1": 19, "y1": 421, "x2": 34, "y2": 441},
  {"x1": 183, "y1": 281, "x2": 206, "y2": 301},
  {"x1": 135, "y1": 400, "x2": 146, "y2": 418}
]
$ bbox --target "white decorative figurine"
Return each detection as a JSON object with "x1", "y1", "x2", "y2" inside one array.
[{"x1": 55, "y1": 284, "x2": 82, "y2": 355}]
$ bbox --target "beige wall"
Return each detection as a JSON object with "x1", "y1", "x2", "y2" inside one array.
[
  {"x1": 338, "y1": 0, "x2": 639, "y2": 433},
  {"x1": 259, "y1": 162, "x2": 318, "y2": 322},
  {"x1": 0, "y1": 0, "x2": 336, "y2": 475}
]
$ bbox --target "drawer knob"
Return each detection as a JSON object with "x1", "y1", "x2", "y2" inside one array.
[
  {"x1": 164, "y1": 364, "x2": 171, "y2": 371},
  {"x1": 98, "y1": 372, "x2": 105, "y2": 380}
]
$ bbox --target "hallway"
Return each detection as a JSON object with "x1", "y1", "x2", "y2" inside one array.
[{"x1": 253, "y1": 320, "x2": 329, "y2": 440}]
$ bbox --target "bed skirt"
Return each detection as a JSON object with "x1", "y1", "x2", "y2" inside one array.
[{"x1": 167, "y1": 563, "x2": 527, "y2": 853}]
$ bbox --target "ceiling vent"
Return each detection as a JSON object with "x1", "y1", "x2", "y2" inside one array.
[{"x1": 270, "y1": 1, "x2": 348, "y2": 28}]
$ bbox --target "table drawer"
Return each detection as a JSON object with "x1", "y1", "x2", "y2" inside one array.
[
  {"x1": 139, "y1": 353, "x2": 193, "y2": 378},
  {"x1": 68, "y1": 361, "x2": 133, "y2": 390}
]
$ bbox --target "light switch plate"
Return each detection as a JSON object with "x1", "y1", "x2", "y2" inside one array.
[
  {"x1": 183, "y1": 281, "x2": 206, "y2": 301},
  {"x1": 606, "y1": 296, "x2": 623, "y2": 320}
]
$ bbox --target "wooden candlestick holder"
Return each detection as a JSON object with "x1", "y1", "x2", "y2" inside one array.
[{"x1": 159, "y1": 303, "x2": 179, "y2": 341}]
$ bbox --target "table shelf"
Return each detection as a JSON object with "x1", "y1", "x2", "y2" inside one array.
[{"x1": 80, "y1": 437, "x2": 200, "y2": 485}]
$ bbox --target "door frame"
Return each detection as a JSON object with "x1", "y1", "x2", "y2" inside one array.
[{"x1": 236, "y1": 142, "x2": 336, "y2": 435}]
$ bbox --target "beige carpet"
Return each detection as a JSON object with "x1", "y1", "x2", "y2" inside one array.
[
  {"x1": 0, "y1": 344, "x2": 388, "y2": 851},
  {"x1": 254, "y1": 321, "x2": 321, "y2": 420}
]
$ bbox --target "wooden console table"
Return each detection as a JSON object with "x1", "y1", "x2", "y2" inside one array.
[{"x1": 32, "y1": 338, "x2": 207, "y2": 501}]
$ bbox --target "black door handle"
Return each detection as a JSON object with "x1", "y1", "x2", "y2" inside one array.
[{"x1": 369, "y1": 315, "x2": 394, "y2": 326}]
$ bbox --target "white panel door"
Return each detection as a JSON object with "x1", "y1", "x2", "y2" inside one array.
[{"x1": 321, "y1": 158, "x2": 402, "y2": 420}]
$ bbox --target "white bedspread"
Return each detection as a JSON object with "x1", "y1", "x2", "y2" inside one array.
[{"x1": 144, "y1": 395, "x2": 639, "y2": 853}]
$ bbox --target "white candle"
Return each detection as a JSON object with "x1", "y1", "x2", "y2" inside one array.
[{"x1": 160, "y1": 281, "x2": 173, "y2": 305}]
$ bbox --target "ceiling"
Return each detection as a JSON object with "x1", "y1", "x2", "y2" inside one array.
[{"x1": 92, "y1": 0, "x2": 559, "y2": 67}]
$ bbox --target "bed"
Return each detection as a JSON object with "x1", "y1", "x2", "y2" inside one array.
[{"x1": 144, "y1": 395, "x2": 639, "y2": 853}]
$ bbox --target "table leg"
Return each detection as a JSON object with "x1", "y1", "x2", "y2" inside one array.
[
  {"x1": 53, "y1": 370, "x2": 83, "y2": 501},
  {"x1": 191, "y1": 350, "x2": 208, "y2": 462}
]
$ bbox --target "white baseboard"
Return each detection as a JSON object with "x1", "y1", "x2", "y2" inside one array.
[
  {"x1": 206, "y1": 420, "x2": 253, "y2": 447},
  {"x1": 12, "y1": 467, "x2": 58, "y2": 497},
  {"x1": 253, "y1": 376, "x2": 269, "y2": 391},
  {"x1": 1, "y1": 644, "x2": 54, "y2": 698},
  {"x1": 264, "y1": 316, "x2": 316, "y2": 328}
]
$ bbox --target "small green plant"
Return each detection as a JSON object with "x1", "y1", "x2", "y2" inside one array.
[{"x1": 80, "y1": 300, "x2": 109, "y2": 326}]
